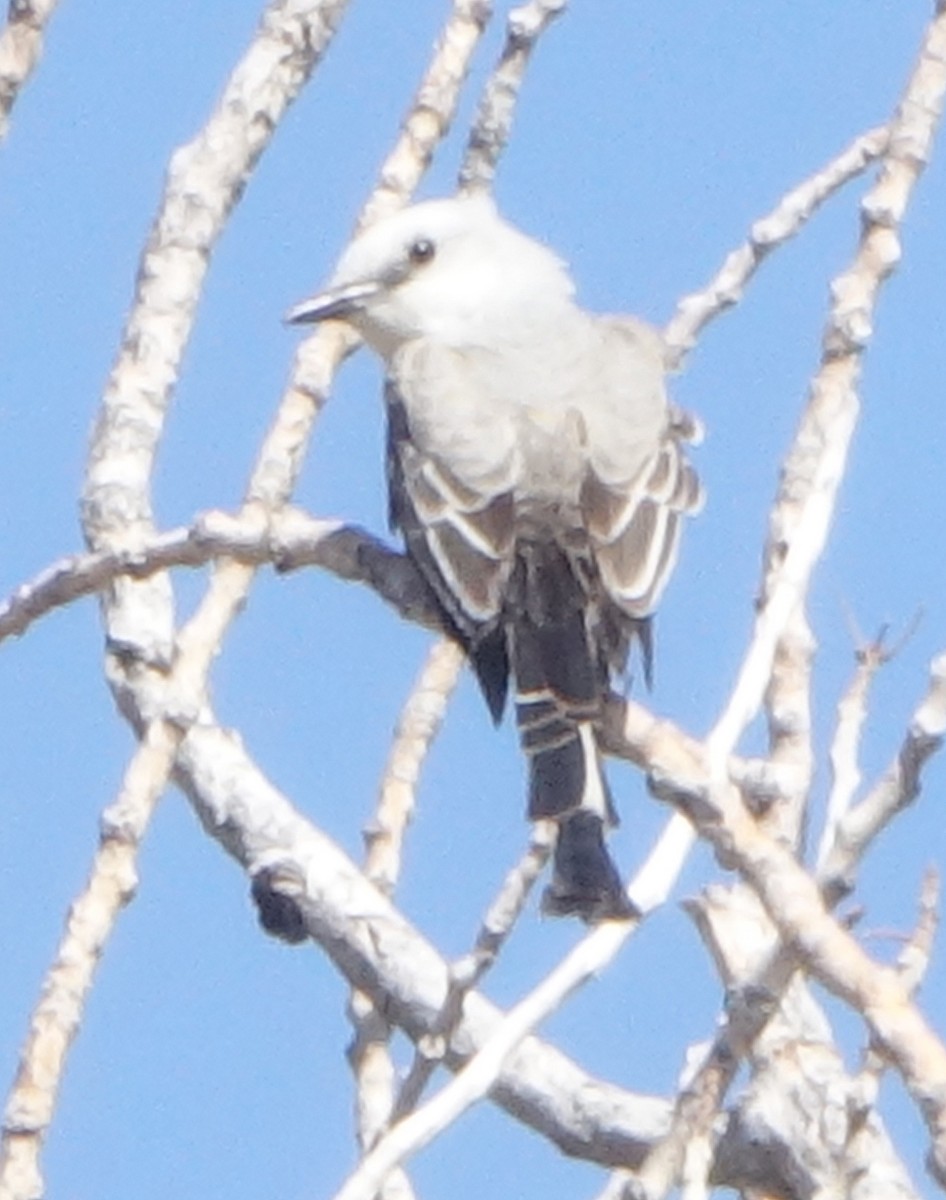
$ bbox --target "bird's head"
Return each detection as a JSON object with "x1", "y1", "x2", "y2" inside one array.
[{"x1": 286, "y1": 193, "x2": 576, "y2": 357}]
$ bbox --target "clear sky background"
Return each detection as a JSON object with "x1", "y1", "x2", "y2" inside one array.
[{"x1": 2, "y1": 2, "x2": 945, "y2": 1197}]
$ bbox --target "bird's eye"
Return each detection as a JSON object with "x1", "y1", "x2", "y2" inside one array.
[{"x1": 407, "y1": 237, "x2": 436, "y2": 265}]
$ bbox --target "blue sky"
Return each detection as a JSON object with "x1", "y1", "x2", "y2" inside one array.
[{"x1": 2, "y1": 1, "x2": 945, "y2": 1196}]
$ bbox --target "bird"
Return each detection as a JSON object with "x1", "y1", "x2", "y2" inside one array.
[{"x1": 287, "y1": 192, "x2": 703, "y2": 921}]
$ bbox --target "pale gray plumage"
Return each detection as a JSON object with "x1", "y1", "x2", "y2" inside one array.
[{"x1": 288, "y1": 193, "x2": 703, "y2": 921}]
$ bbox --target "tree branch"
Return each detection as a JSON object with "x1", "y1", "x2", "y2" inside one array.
[
  {"x1": 820, "y1": 651, "x2": 946, "y2": 900},
  {"x1": 662, "y1": 123, "x2": 889, "y2": 365},
  {"x1": 347, "y1": 639, "x2": 462, "y2": 1200},
  {"x1": 4, "y1": 4, "x2": 487, "y2": 1195},
  {"x1": 459, "y1": 0, "x2": 567, "y2": 192},
  {"x1": 177, "y1": 722, "x2": 675, "y2": 1170},
  {"x1": 326, "y1": 792, "x2": 725, "y2": 1199},
  {"x1": 0, "y1": 0, "x2": 61, "y2": 141},
  {"x1": 702, "y1": 2, "x2": 946, "y2": 785},
  {"x1": 392, "y1": 822, "x2": 554, "y2": 1119},
  {"x1": 0, "y1": 510, "x2": 447, "y2": 648},
  {"x1": 817, "y1": 633, "x2": 891, "y2": 872},
  {"x1": 0, "y1": 724, "x2": 181, "y2": 1199}
]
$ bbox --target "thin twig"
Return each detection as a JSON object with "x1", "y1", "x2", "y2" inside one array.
[
  {"x1": 179, "y1": 723, "x2": 676, "y2": 1172},
  {"x1": 392, "y1": 821, "x2": 555, "y2": 1118},
  {"x1": 663, "y1": 124, "x2": 889, "y2": 366},
  {"x1": 0, "y1": 724, "x2": 180, "y2": 1196},
  {"x1": 0, "y1": 0, "x2": 61, "y2": 141},
  {"x1": 347, "y1": 639, "x2": 463, "y2": 1200},
  {"x1": 325, "y1": 799, "x2": 711, "y2": 1200},
  {"x1": 850, "y1": 868, "x2": 941, "y2": 1124},
  {"x1": 363, "y1": 639, "x2": 466, "y2": 898},
  {"x1": 601, "y1": 647, "x2": 946, "y2": 1198},
  {"x1": 702, "y1": 10, "x2": 945, "y2": 784},
  {"x1": 458, "y1": 0, "x2": 567, "y2": 192},
  {"x1": 2, "y1": 0, "x2": 487, "y2": 1190},
  {"x1": 359, "y1": 0, "x2": 493, "y2": 229},
  {"x1": 1, "y1": 8, "x2": 356, "y2": 1197},
  {"x1": 329, "y1": 920, "x2": 642, "y2": 1200},
  {"x1": 816, "y1": 632, "x2": 890, "y2": 872},
  {"x1": 820, "y1": 651, "x2": 946, "y2": 899},
  {"x1": 895, "y1": 867, "x2": 940, "y2": 995}
]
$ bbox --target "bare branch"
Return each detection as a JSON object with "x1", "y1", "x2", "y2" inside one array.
[
  {"x1": 5, "y1": 4, "x2": 485, "y2": 1191},
  {"x1": 0, "y1": 0, "x2": 61, "y2": 141},
  {"x1": 651, "y1": 750, "x2": 946, "y2": 1183},
  {"x1": 761, "y1": 606, "x2": 816, "y2": 850},
  {"x1": 816, "y1": 633, "x2": 890, "y2": 873},
  {"x1": 703, "y1": 6, "x2": 946, "y2": 783},
  {"x1": 602, "y1": 645, "x2": 945, "y2": 1197},
  {"x1": 347, "y1": 639, "x2": 462, "y2": 1199},
  {"x1": 327, "y1": 916, "x2": 645, "y2": 1200},
  {"x1": 605, "y1": 619, "x2": 946, "y2": 1180},
  {"x1": 695, "y1": 887, "x2": 920, "y2": 1200},
  {"x1": 0, "y1": 510, "x2": 448, "y2": 648},
  {"x1": 602, "y1": 877, "x2": 921, "y2": 1200},
  {"x1": 0, "y1": 528, "x2": 204, "y2": 644},
  {"x1": 359, "y1": 0, "x2": 493, "y2": 228},
  {"x1": 459, "y1": 0, "x2": 567, "y2": 191},
  {"x1": 178, "y1": 722, "x2": 674, "y2": 1169},
  {"x1": 663, "y1": 124, "x2": 890, "y2": 365},
  {"x1": 393, "y1": 822, "x2": 554, "y2": 1117},
  {"x1": 81, "y1": 0, "x2": 355, "y2": 662},
  {"x1": 897, "y1": 867, "x2": 941, "y2": 996},
  {"x1": 326, "y1": 798, "x2": 711, "y2": 1200},
  {"x1": 346, "y1": 990, "x2": 416, "y2": 1200},
  {"x1": 364, "y1": 639, "x2": 465, "y2": 897},
  {"x1": 853, "y1": 869, "x2": 941, "y2": 1115},
  {"x1": 0, "y1": 723, "x2": 181, "y2": 1199},
  {"x1": 820, "y1": 651, "x2": 946, "y2": 898}
]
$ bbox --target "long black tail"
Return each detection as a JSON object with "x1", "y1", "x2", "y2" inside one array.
[{"x1": 510, "y1": 541, "x2": 634, "y2": 922}]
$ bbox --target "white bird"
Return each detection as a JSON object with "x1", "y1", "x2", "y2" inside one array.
[{"x1": 288, "y1": 193, "x2": 703, "y2": 921}]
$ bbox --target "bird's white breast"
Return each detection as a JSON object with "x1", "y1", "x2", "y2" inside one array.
[{"x1": 392, "y1": 313, "x2": 667, "y2": 526}]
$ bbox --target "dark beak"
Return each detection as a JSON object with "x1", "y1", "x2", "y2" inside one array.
[{"x1": 284, "y1": 280, "x2": 380, "y2": 325}]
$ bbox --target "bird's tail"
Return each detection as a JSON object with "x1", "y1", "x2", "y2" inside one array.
[{"x1": 511, "y1": 542, "x2": 634, "y2": 922}]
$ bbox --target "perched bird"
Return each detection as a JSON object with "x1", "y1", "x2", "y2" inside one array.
[{"x1": 287, "y1": 193, "x2": 702, "y2": 921}]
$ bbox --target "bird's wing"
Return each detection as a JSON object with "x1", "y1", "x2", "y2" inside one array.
[
  {"x1": 385, "y1": 341, "x2": 520, "y2": 719},
  {"x1": 580, "y1": 318, "x2": 704, "y2": 622},
  {"x1": 582, "y1": 430, "x2": 703, "y2": 615}
]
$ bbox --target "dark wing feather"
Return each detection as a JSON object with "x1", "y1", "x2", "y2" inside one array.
[
  {"x1": 385, "y1": 378, "x2": 516, "y2": 721},
  {"x1": 582, "y1": 417, "x2": 704, "y2": 621}
]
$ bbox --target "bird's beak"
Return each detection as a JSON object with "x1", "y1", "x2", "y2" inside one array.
[{"x1": 284, "y1": 280, "x2": 381, "y2": 325}]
